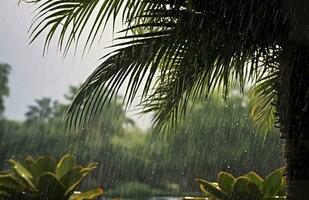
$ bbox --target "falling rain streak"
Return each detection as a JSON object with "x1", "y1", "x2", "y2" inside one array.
[{"x1": 1, "y1": 0, "x2": 309, "y2": 199}]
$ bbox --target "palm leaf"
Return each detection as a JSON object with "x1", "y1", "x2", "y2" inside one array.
[
  {"x1": 249, "y1": 68, "x2": 279, "y2": 134},
  {"x1": 26, "y1": 0, "x2": 289, "y2": 130},
  {"x1": 27, "y1": 0, "x2": 144, "y2": 55}
]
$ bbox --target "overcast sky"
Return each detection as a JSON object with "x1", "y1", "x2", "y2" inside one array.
[{"x1": 0, "y1": 0, "x2": 152, "y2": 129}]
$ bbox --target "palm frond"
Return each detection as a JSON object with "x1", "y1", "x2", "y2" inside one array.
[
  {"x1": 26, "y1": 0, "x2": 290, "y2": 131},
  {"x1": 27, "y1": 0, "x2": 144, "y2": 55},
  {"x1": 66, "y1": 31, "x2": 172, "y2": 129},
  {"x1": 248, "y1": 50, "x2": 281, "y2": 134}
]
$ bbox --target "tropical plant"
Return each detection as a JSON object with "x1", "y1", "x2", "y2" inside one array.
[
  {"x1": 0, "y1": 154, "x2": 103, "y2": 200},
  {"x1": 23, "y1": 0, "x2": 309, "y2": 199},
  {"x1": 188, "y1": 168, "x2": 286, "y2": 200}
]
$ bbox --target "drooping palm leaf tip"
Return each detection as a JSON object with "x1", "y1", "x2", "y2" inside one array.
[{"x1": 27, "y1": 0, "x2": 290, "y2": 131}]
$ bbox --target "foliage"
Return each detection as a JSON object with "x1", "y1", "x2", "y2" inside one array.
[
  {"x1": 22, "y1": 0, "x2": 293, "y2": 132},
  {"x1": 144, "y1": 94, "x2": 283, "y2": 190},
  {"x1": 0, "y1": 90, "x2": 283, "y2": 193},
  {"x1": 0, "y1": 84, "x2": 283, "y2": 194},
  {"x1": 0, "y1": 154, "x2": 103, "y2": 200},
  {"x1": 0, "y1": 63, "x2": 10, "y2": 117},
  {"x1": 192, "y1": 168, "x2": 286, "y2": 200}
]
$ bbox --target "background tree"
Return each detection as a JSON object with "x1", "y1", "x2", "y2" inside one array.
[
  {"x1": 25, "y1": 97, "x2": 57, "y2": 123},
  {"x1": 0, "y1": 63, "x2": 10, "y2": 117},
  {"x1": 24, "y1": 0, "x2": 309, "y2": 199},
  {"x1": 145, "y1": 94, "x2": 283, "y2": 190}
]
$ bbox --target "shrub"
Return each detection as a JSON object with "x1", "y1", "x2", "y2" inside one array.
[
  {"x1": 185, "y1": 167, "x2": 286, "y2": 200},
  {"x1": 0, "y1": 154, "x2": 103, "y2": 200}
]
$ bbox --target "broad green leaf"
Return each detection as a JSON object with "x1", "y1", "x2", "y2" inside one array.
[
  {"x1": 56, "y1": 154, "x2": 76, "y2": 178},
  {"x1": 69, "y1": 188, "x2": 103, "y2": 200},
  {"x1": 0, "y1": 172, "x2": 37, "y2": 193},
  {"x1": 7, "y1": 159, "x2": 36, "y2": 190},
  {"x1": 231, "y1": 177, "x2": 263, "y2": 200},
  {"x1": 247, "y1": 181, "x2": 263, "y2": 200},
  {"x1": 60, "y1": 167, "x2": 83, "y2": 187},
  {"x1": 38, "y1": 172, "x2": 65, "y2": 200},
  {"x1": 217, "y1": 171, "x2": 235, "y2": 194},
  {"x1": 8, "y1": 159, "x2": 33, "y2": 179},
  {"x1": 263, "y1": 168, "x2": 285, "y2": 196},
  {"x1": 196, "y1": 178, "x2": 228, "y2": 199},
  {"x1": 31, "y1": 156, "x2": 56, "y2": 184},
  {"x1": 36, "y1": 156, "x2": 56, "y2": 172},
  {"x1": 244, "y1": 172, "x2": 263, "y2": 192}
]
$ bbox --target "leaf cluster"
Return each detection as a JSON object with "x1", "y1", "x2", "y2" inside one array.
[
  {"x1": 192, "y1": 167, "x2": 286, "y2": 200},
  {"x1": 0, "y1": 154, "x2": 103, "y2": 200}
]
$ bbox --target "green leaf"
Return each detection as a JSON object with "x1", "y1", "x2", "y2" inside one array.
[
  {"x1": 7, "y1": 159, "x2": 36, "y2": 190},
  {"x1": 56, "y1": 154, "x2": 76, "y2": 178},
  {"x1": 244, "y1": 172, "x2": 264, "y2": 192},
  {"x1": 64, "y1": 174, "x2": 88, "y2": 198},
  {"x1": 69, "y1": 188, "x2": 103, "y2": 200},
  {"x1": 231, "y1": 177, "x2": 263, "y2": 200},
  {"x1": 249, "y1": 69, "x2": 278, "y2": 134},
  {"x1": 247, "y1": 181, "x2": 264, "y2": 200},
  {"x1": 263, "y1": 168, "x2": 285, "y2": 197},
  {"x1": 0, "y1": 175, "x2": 23, "y2": 191},
  {"x1": 217, "y1": 171, "x2": 235, "y2": 194},
  {"x1": 196, "y1": 178, "x2": 228, "y2": 199},
  {"x1": 60, "y1": 167, "x2": 83, "y2": 187},
  {"x1": 31, "y1": 156, "x2": 56, "y2": 184},
  {"x1": 277, "y1": 178, "x2": 286, "y2": 196},
  {"x1": 8, "y1": 159, "x2": 33, "y2": 180},
  {"x1": 36, "y1": 156, "x2": 56, "y2": 172},
  {"x1": 38, "y1": 172, "x2": 65, "y2": 200},
  {"x1": 231, "y1": 177, "x2": 250, "y2": 200}
]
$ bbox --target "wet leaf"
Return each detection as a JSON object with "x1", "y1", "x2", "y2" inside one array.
[{"x1": 56, "y1": 154, "x2": 76, "y2": 178}]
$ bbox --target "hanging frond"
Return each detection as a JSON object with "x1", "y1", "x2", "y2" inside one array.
[
  {"x1": 27, "y1": 0, "x2": 144, "y2": 54},
  {"x1": 249, "y1": 66, "x2": 279, "y2": 134},
  {"x1": 66, "y1": 30, "x2": 174, "y2": 129},
  {"x1": 26, "y1": 0, "x2": 290, "y2": 131},
  {"x1": 246, "y1": 46, "x2": 281, "y2": 134}
]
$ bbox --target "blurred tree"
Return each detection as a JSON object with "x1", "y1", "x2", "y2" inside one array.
[
  {"x1": 0, "y1": 63, "x2": 10, "y2": 117},
  {"x1": 1, "y1": 85, "x2": 133, "y2": 160},
  {"x1": 145, "y1": 94, "x2": 283, "y2": 190},
  {"x1": 25, "y1": 97, "x2": 58, "y2": 123}
]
